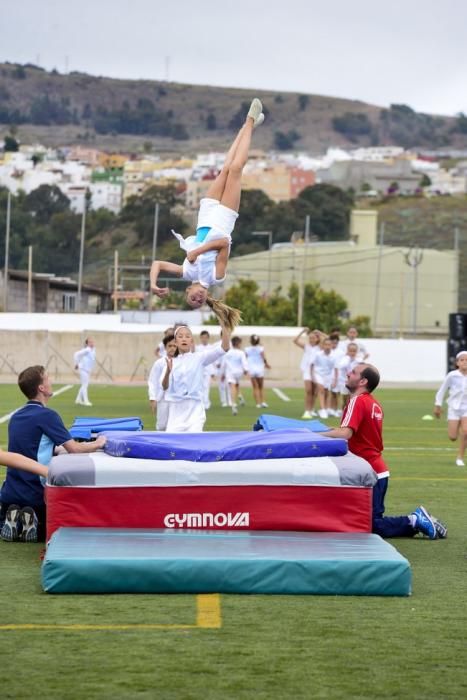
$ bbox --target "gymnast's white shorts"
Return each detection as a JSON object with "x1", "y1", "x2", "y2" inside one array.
[
  {"x1": 447, "y1": 402, "x2": 467, "y2": 421},
  {"x1": 198, "y1": 198, "x2": 238, "y2": 237},
  {"x1": 165, "y1": 399, "x2": 206, "y2": 433}
]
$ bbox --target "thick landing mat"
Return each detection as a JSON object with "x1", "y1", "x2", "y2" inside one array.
[
  {"x1": 253, "y1": 414, "x2": 330, "y2": 432},
  {"x1": 48, "y1": 451, "x2": 377, "y2": 487},
  {"x1": 42, "y1": 529, "x2": 411, "y2": 596},
  {"x1": 102, "y1": 429, "x2": 347, "y2": 461},
  {"x1": 69, "y1": 416, "x2": 143, "y2": 440}
]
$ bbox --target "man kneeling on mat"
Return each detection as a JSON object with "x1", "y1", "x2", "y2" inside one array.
[
  {"x1": 0, "y1": 365, "x2": 106, "y2": 543},
  {"x1": 321, "y1": 363, "x2": 447, "y2": 539}
]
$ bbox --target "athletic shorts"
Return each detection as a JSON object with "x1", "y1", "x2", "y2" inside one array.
[
  {"x1": 226, "y1": 372, "x2": 243, "y2": 385},
  {"x1": 249, "y1": 371, "x2": 265, "y2": 379},
  {"x1": 447, "y1": 403, "x2": 467, "y2": 421},
  {"x1": 197, "y1": 198, "x2": 238, "y2": 237},
  {"x1": 302, "y1": 370, "x2": 312, "y2": 382},
  {"x1": 313, "y1": 372, "x2": 333, "y2": 390}
]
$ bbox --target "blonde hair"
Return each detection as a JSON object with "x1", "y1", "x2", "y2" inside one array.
[{"x1": 206, "y1": 295, "x2": 242, "y2": 331}]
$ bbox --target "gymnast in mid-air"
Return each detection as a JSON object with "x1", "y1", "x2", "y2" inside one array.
[{"x1": 150, "y1": 97, "x2": 265, "y2": 329}]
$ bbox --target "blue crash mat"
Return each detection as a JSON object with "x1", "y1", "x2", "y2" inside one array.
[
  {"x1": 70, "y1": 416, "x2": 143, "y2": 440},
  {"x1": 253, "y1": 414, "x2": 330, "y2": 432},
  {"x1": 42, "y1": 528, "x2": 412, "y2": 596},
  {"x1": 102, "y1": 428, "x2": 347, "y2": 462}
]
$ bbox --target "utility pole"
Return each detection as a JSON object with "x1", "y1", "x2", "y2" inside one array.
[
  {"x1": 27, "y1": 245, "x2": 33, "y2": 313},
  {"x1": 3, "y1": 190, "x2": 11, "y2": 312},
  {"x1": 77, "y1": 199, "x2": 86, "y2": 312},
  {"x1": 113, "y1": 250, "x2": 119, "y2": 313},
  {"x1": 297, "y1": 215, "x2": 310, "y2": 327},
  {"x1": 149, "y1": 203, "x2": 159, "y2": 321},
  {"x1": 372, "y1": 222, "x2": 385, "y2": 334}
]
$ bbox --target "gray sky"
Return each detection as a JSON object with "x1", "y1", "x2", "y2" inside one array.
[{"x1": 4, "y1": 0, "x2": 467, "y2": 116}]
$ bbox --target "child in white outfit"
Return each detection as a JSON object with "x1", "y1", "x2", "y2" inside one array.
[{"x1": 434, "y1": 350, "x2": 467, "y2": 466}]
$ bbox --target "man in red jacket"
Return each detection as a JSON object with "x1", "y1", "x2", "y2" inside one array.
[{"x1": 323, "y1": 363, "x2": 447, "y2": 539}]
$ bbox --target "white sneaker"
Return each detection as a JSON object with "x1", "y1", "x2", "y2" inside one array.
[
  {"x1": 261, "y1": 402, "x2": 268, "y2": 408},
  {"x1": 253, "y1": 113, "x2": 265, "y2": 129},
  {"x1": 318, "y1": 409, "x2": 328, "y2": 419},
  {"x1": 311, "y1": 411, "x2": 318, "y2": 417},
  {"x1": 301, "y1": 411, "x2": 312, "y2": 419},
  {"x1": 232, "y1": 404, "x2": 238, "y2": 416},
  {"x1": 247, "y1": 98, "x2": 263, "y2": 122},
  {"x1": 83, "y1": 401, "x2": 93, "y2": 406},
  {"x1": 256, "y1": 404, "x2": 262, "y2": 408},
  {"x1": 327, "y1": 409, "x2": 336, "y2": 417},
  {"x1": 75, "y1": 399, "x2": 83, "y2": 405},
  {"x1": 238, "y1": 396, "x2": 245, "y2": 406},
  {"x1": 456, "y1": 458, "x2": 465, "y2": 467}
]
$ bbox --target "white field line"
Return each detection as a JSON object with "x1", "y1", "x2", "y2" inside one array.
[
  {"x1": 272, "y1": 387, "x2": 291, "y2": 402},
  {"x1": 0, "y1": 384, "x2": 73, "y2": 424}
]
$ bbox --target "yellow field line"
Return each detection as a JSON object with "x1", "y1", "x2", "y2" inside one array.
[
  {"x1": 196, "y1": 593, "x2": 222, "y2": 628},
  {"x1": 0, "y1": 593, "x2": 222, "y2": 631}
]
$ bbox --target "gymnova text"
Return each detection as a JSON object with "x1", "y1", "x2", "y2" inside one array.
[{"x1": 164, "y1": 512, "x2": 250, "y2": 528}]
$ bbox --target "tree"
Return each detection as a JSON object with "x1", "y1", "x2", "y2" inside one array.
[
  {"x1": 419, "y1": 173, "x2": 432, "y2": 188},
  {"x1": 4, "y1": 135, "x2": 19, "y2": 152},
  {"x1": 221, "y1": 278, "x2": 356, "y2": 330},
  {"x1": 119, "y1": 183, "x2": 187, "y2": 246},
  {"x1": 332, "y1": 112, "x2": 373, "y2": 140},
  {"x1": 274, "y1": 130, "x2": 301, "y2": 151},
  {"x1": 294, "y1": 184, "x2": 354, "y2": 240},
  {"x1": 298, "y1": 95, "x2": 309, "y2": 111},
  {"x1": 206, "y1": 113, "x2": 217, "y2": 130},
  {"x1": 24, "y1": 185, "x2": 70, "y2": 224}
]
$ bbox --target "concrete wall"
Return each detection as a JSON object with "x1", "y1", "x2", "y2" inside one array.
[{"x1": 0, "y1": 321, "x2": 447, "y2": 385}]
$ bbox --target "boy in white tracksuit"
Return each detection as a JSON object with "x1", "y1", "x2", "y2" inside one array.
[{"x1": 74, "y1": 338, "x2": 96, "y2": 406}]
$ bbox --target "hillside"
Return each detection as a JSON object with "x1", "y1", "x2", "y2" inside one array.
[
  {"x1": 364, "y1": 195, "x2": 467, "y2": 310},
  {"x1": 1, "y1": 62, "x2": 467, "y2": 154}
]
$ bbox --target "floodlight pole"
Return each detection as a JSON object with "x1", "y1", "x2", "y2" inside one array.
[{"x1": 404, "y1": 246, "x2": 423, "y2": 335}]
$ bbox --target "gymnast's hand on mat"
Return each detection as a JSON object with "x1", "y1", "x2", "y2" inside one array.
[
  {"x1": 151, "y1": 285, "x2": 170, "y2": 298},
  {"x1": 186, "y1": 249, "x2": 200, "y2": 264},
  {"x1": 94, "y1": 436, "x2": 107, "y2": 449}
]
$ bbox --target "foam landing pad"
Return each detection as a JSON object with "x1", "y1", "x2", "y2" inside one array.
[{"x1": 42, "y1": 528, "x2": 411, "y2": 596}]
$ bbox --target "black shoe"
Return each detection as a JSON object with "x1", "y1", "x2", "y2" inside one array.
[
  {"x1": 1, "y1": 504, "x2": 21, "y2": 541},
  {"x1": 19, "y1": 507, "x2": 38, "y2": 543}
]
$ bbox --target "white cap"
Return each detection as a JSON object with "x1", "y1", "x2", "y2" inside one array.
[{"x1": 456, "y1": 350, "x2": 467, "y2": 359}]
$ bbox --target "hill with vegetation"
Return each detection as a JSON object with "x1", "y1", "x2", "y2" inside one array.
[
  {"x1": 2, "y1": 62, "x2": 467, "y2": 154},
  {"x1": 365, "y1": 195, "x2": 467, "y2": 310}
]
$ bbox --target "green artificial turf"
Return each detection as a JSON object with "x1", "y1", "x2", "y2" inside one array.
[{"x1": 1, "y1": 382, "x2": 467, "y2": 700}]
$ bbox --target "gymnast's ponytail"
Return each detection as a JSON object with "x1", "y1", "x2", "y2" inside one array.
[{"x1": 206, "y1": 295, "x2": 242, "y2": 331}]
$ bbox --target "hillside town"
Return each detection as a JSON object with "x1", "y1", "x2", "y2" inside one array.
[{"x1": 2, "y1": 140, "x2": 467, "y2": 215}]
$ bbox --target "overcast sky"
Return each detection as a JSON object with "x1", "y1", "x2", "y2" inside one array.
[{"x1": 4, "y1": 0, "x2": 467, "y2": 116}]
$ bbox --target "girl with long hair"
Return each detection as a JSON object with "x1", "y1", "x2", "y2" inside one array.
[{"x1": 150, "y1": 98, "x2": 264, "y2": 326}]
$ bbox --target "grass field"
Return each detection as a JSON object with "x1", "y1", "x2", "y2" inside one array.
[{"x1": 1, "y1": 382, "x2": 467, "y2": 700}]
